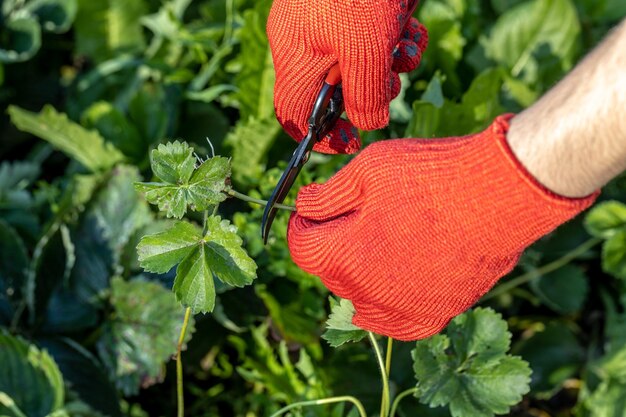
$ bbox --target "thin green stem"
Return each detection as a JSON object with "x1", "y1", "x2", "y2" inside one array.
[
  {"x1": 389, "y1": 387, "x2": 418, "y2": 417},
  {"x1": 0, "y1": 393, "x2": 28, "y2": 417},
  {"x1": 202, "y1": 210, "x2": 209, "y2": 235},
  {"x1": 369, "y1": 332, "x2": 390, "y2": 417},
  {"x1": 269, "y1": 396, "x2": 367, "y2": 417},
  {"x1": 225, "y1": 189, "x2": 296, "y2": 212},
  {"x1": 176, "y1": 307, "x2": 192, "y2": 417},
  {"x1": 223, "y1": 0, "x2": 234, "y2": 45},
  {"x1": 385, "y1": 338, "x2": 394, "y2": 377},
  {"x1": 481, "y1": 237, "x2": 602, "y2": 302}
]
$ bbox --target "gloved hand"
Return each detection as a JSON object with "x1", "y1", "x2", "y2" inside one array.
[
  {"x1": 287, "y1": 115, "x2": 597, "y2": 341},
  {"x1": 267, "y1": 0, "x2": 428, "y2": 154}
]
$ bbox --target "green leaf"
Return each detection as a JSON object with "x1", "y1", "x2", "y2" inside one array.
[
  {"x1": 120, "y1": 219, "x2": 176, "y2": 273},
  {"x1": 585, "y1": 201, "x2": 626, "y2": 239},
  {"x1": 602, "y1": 230, "x2": 626, "y2": 280},
  {"x1": 421, "y1": 72, "x2": 446, "y2": 108},
  {"x1": 483, "y1": 0, "x2": 580, "y2": 84},
  {"x1": 74, "y1": 0, "x2": 147, "y2": 62},
  {"x1": 256, "y1": 285, "x2": 321, "y2": 345},
  {"x1": 417, "y1": 1, "x2": 466, "y2": 90},
  {"x1": 136, "y1": 142, "x2": 229, "y2": 218},
  {"x1": 224, "y1": 117, "x2": 281, "y2": 186},
  {"x1": 513, "y1": 322, "x2": 583, "y2": 393},
  {"x1": 0, "y1": 220, "x2": 28, "y2": 294},
  {"x1": 25, "y1": 0, "x2": 77, "y2": 33},
  {"x1": 173, "y1": 244, "x2": 216, "y2": 313},
  {"x1": 0, "y1": 15, "x2": 41, "y2": 63},
  {"x1": 236, "y1": 324, "x2": 327, "y2": 403},
  {"x1": 406, "y1": 68, "x2": 504, "y2": 138},
  {"x1": 137, "y1": 221, "x2": 203, "y2": 274},
  {"x1": 172, "y1": 217, "x2": 257, "y2": 313},
  {"x1": 128, "y1": 82, "x2": 170, "y2": 146},
  {"x1": 150, "y1": 141, "x2": 196, "y2": 185},
  {"x1": 581, "y1": 339, "x2": 626, "y2": 417},
  {"x1": 234, "y1": 0, "x2": 275, "y2": 120},
  {"x1": 0, "y1": 161, "x2": 40, "y2": 196},
  {"x1": 0, "y1": 221, "x2": 28, "y2": 321},
  {"x1": 530, "y1": 264, "x2": 588, "y2": 314},
  {"x1": 184, "y1": 156, "x2": 230, "y2": 211},
  {"x1": 96, "y1": 277, "x2": 195, "y2": 396},
  {"x1": 405, "y1": 73, "x2": 445, "y2": 138},
  {"x1": 30, "y1": 227, "x2": 73, "y2": 323},
  {"x1": 583, "y1": 378, "x2": 626, "y2": 417},
  {"x1": 490, "y1": 0, "x2": 526, "y2": 14},
  {"x1": 202, "y1": 217, "x2": 257, "y2": 287},
  {"x1": 0, "y1": 331, "x2": 64, "y2": 417},
  {"x1": 502, "y1": 73, "x2": 539, "y2": 107},
  {"x1": 458, "y1": 67, "x2": 506, "y2": 126},
  {"x1": 412, "y1": 308, "x2": 531, "y2": 417},
  {"x1": 7, "y1": 105, "x2": 124, "y2": 172},
  {"x1": 38, "y1": 338, "x2": 121, "y2": 417},
  {"x1": 404, "y1": 101, "x2": 441, "y2": 138},
  {"x1": 322, "y1": 298, "x2": 367, "y2": 348},
  {"x1": 88, "y1": 166, "x2": 152, "y2": 269},
  {"x1": 81, "y1": 101, "x2": 144, "y2": 162},
  {"x1": 39, "y1": 215, "x2": 111, "y2": 333}
]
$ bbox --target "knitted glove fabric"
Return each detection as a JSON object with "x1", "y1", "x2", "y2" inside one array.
[
  {"x1": 267, "y1": 0, "x2": 428, "y2": 154},
  {"x1": 287, "y1": 115, "x2": 597, "y2": 341}
]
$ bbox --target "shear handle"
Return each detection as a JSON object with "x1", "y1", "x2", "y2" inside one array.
[{"x1": 309, "y1": 78, "x2": 345, "y2": 141}]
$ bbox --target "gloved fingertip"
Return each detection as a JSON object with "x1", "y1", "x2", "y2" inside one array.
[
  {"x1": 295, "y1": 175, "x2": 363, "y2": 222},
  {"x1": 312, "y1": 120, "x2": 361, "y2": 154},
  {"x1": 392, "y1": 39, "x2": 423, "y2": 73},
  {"x1": 390, "y1": 73, "x2": 402, "y2": 100},
  {"x1": 287, "y1": 213, "x2": 324, "y2": 273},
  {"x1": 294, "y1": 183, "x2": 325, "y2": 216},
  {"x1": 348, "y1": 105, "x2": 390, "y2": 131},
  {"x1": 416, "y1": 21, "x2": 429, "y2": 51}
]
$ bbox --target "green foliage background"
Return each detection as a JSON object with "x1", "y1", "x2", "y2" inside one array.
[{"x1": 1, "y1": 0, "x2": 626, "y2": 416}]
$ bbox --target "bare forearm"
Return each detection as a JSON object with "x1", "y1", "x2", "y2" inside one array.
[{"x1": 507, "y1": 19, "x2": 626, "y2": 198}]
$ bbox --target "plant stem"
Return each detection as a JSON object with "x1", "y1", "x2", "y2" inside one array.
[
  {"x1": 225, "y1": 188, "x2": 296, "y2": 212},
  {"x1": 202, "y1": 210, "x2": 209, "y2": 235},
  {"x1": 0, "y1": 393, "x2": 28, "y2": 417},
  {"x1": 385, "y1": 338, "x2": 394, "y2": 377},
  {"x1": 369, "y1": 332, "x2": 390, "y2": 417},
  {"x1": 269, "y1": 396, "x2": 367, "y2": 417},
  {"x1": 176, "y1": 307, "x2": 192, "y2": 417},
  {"x1": 481, "y1": 237, "x2": 602, "y2": 302},
  {"x1": 389, "y1": 387, "x2": 418, "y2": 417}
]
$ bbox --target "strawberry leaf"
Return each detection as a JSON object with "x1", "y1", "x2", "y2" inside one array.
[
  {"x1": 135, "y1": 141, "x2": 230, "y2": 219},
  {"x1": 150, "y1": 141, "x2": 196, "y2": 184},
  {"x1": 322, "y1": 298, "x2": 367, "y2": 347},
  {"x1": 172, "y1": 216, "x2": 257, "y2": 313},
  {"x1": 412, "y1": 307, "x2": 531, "y2": 417},
  {"x1": 585, "y1": 201, "x2": 626, "y2": 239},
  {"x1": 97, "y1": 277, "x2": 195, "y2": 396},
  {"x1": 138, "y1": 217, "x2": 256, "y2": 314},
  {"x1": 137, "y1": 221, "x2": 202, "y2": 273}
]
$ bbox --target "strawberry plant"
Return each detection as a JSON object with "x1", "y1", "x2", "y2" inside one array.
[{"x1": 1, "y1": 0, "x2": 626, "y2": 416}]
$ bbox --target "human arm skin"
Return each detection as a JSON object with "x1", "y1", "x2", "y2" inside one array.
[{"x1": 508, "y1": 19, "x2": 626, "y2": 198}]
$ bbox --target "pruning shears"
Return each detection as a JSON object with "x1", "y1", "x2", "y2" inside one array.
[
  {"x1": 260, "y1": 0, "x2": 419, "y2": 244},
  {"x1": 260, "y1": 65, "x2": 344, "y2": 244}
]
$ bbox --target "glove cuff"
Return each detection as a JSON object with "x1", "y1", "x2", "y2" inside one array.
[{"x1": 483, "y1": 114, "x2": 599, "y2": 251}]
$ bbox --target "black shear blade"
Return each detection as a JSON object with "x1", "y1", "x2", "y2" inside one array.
[{"x1": 261, "y1": 133, "x2": 314, "y2": 243}]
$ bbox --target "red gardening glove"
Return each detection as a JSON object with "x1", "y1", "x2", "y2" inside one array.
[
  {"x1": 267, "y1": 0, "x2": 428, "y2": 154},
  {"x1": 287, "y1": 115, "x2": 597, "y2": 341}
]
